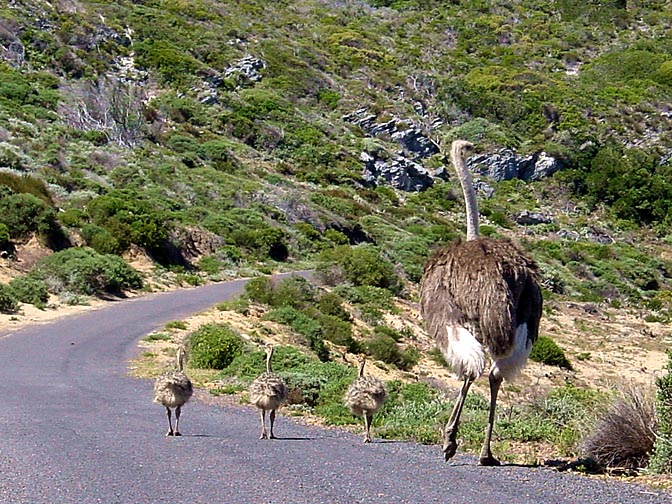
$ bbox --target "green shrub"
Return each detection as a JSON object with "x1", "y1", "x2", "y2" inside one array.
[
  {"x1": 334, "y1": 285, "x2": 395, "y2": 324},
  {"x1": 263, "y1": 306, "x2": 329, "y2": 361},
  {"x1": 318, "y1": 314, "x2": 358, "y2": 352},
  {"x1": 365, "y1": 334, "x2": 418, "y2": 371},
  {"x1": 0, "y1": 283, "x2": 19, "y2": 314},
  {"x1": 318, "y1": 291, "x2": 351, "y2": 321},
  {"x1": 282, "y1": 372, "x2": 327, "y2": 406},
  {"x1": 650, "y1": 350, "x2": 672, "y2": 473},
  {"x1": 243, "y1": 276, "x2": 276, "y2": 305},
  {"x1": 189, "y1": 323, "x2": 244, "y2": 369},
  {"x1": 0, "y1": 193, "x2": 62, "y2": 240},
  {"x1": 529, "y1": 336, "x2": 573, "y2": 370},
  {"x1": 30, "y1": 247, "x2": 143, "y2": 296},
  {"x1": 81, "y1": 224, "x2": 123, "y2": 255},
  {"x1": 375, "y1": 381, "x2": 448, "y2": 444},
  {"x1": 0, "y1": 172, "x2": 52, "y2": 203},
  {"x1": 165, "y1": 320, "x2": 187, "y2": 330},
  {"x1": 8, "y1": 276, "x2": 49, "y2": 308},
  {"x1": 373, "y1": 325, "x2": 404, "y2": 342},
  {"x1": 316, "y1": 244, "x2": 401, "y2": 293},
  {"x1": 86, "y1": 191, "x2": 171, "y2": 252},
  {"x1": 0, "y1": 223, "x2": 11, "y2": 251},
  {"x1": 273, "y1": 276, "x2": 317, "y2": 308}
]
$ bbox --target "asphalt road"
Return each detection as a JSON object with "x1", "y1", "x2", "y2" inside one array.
[{"x1": 0, "y1": 275, "x2": 670, "y2": 504}]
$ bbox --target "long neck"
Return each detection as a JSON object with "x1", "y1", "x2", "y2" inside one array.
[
  {"x1": 176, "y1": 346, "x2": 185, "y2": 371},
  {"x1": 451, "y1": 141, "x2": 479, "y2": 241},
  {"x1": 266, "y1": 348, "x2": 274, "y2": 374},
  {"x1": 358, "y1": 359, "x2": 366, "y2": 378}
]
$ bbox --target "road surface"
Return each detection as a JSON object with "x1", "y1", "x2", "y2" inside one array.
[{"x1": 0, "y1": 276, "x2": 669, "y2": 503}]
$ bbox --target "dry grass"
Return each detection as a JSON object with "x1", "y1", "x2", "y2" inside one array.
[{"x1": 580, "y1": 384, "x2": 657, "y2": 471}]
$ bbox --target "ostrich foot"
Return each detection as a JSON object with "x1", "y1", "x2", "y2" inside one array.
[
  {"x1": 165, "y1": 431, "x2": 174, "y2": 437},
  {"x1": 259, "y1": 432, "x2": 268, "y2": 440},
  {"x1": 174, "y1": 431, "x2": 182, "y2": 437},
  {"x1": 443, "y1": 440, "x2": 458, "y2": 461},
  {"x1": 363, "y1": 437, "x2": 372, "y2": 444},
  {"x1": 478, "y1": 455, "x2": 501, "y2": 466}
]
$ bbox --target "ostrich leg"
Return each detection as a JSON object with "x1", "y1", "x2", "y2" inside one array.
[
  {"x1": 364, "y1": 413, "x2": 373, "y2": 443},
  {"x1": 479, "y1": 373, "x2": 503, "y2": 466},
  {"x1": 269, "y1": 409, "x2": 277, "y2": 439},
  {"x1": 174, "y1": 406, "x2": 183, "y2": 436},
  {"x1": 259, "y1": 409, "x2": 268, "y2": 439},
  {"x1": 443, "y1": 377, "x2": 474, "y2": 461},
  {"x1": 165, "y1": 407, "x2": 174, "y2": 436}
]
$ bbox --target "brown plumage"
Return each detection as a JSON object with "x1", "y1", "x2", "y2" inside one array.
[
  {"x1": 249, "y1": 344, "x2": 288, "y2": 439},
  {"x1": 344, "y1": 356, "x2": 387, "y2": 443},
  {"x1": 153, "y1": 344, "x2": 193, "y2": 436},
  {"x1": 420, "y1": 139, "x2": 543, "y2": 465}
]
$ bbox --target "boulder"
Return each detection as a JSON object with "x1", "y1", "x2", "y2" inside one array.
[
  {"x1": 361, "y1": 151, "x2": 434, "y2": 192},
  {"x1": 468, "y1": 149, "x2": 562, "y2": 182}
]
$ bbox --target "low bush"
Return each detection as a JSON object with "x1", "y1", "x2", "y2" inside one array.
[
  {"x1": 318, "y1": 291, "x2": 351, "y2": 321},
  {"x1": 0, "y1": 193, "x2": 62, "y2": 241},
  {"x1": 316, "y1": 244, "x2": 401, "y2": 294},
  {"x1": 243, "y1": 276, "x2": 276, "y2": 305},
  {"x1": 580, "y1": 385, "x2": 656, "y2": 470},
  {"x1": 529, "y1": 336, "x2": 573, "y2": 369},
  {"x1": 8, "y1": 276, "x2": 49, "y2": 308},
  {"x1": 365, "y1": 334, "x2": 418, "y2": 371},
  {"x1": 30, "y1": 247, "x2": 143, "y2": 296},
  {"x1": 263, "y1": 306, "x2": 329, "y2": 361},
  {"x1": 189, "y1": 323, "x2": 244, "y2": 369},
  {"x1": 0, "y1": 283, "x2": 19, "y2": 314},
  {"x1": 0, "y1": 223, "x2": 12, "y2": 252},
  {"x1": 80, "y1": 224, "x2": 123, "y2": 255},
  {"x1": 0, "y1": 172, "x2": 52, "y2": 203},
  {"x1": 318, "y1": 314, "x2": 358, "y2": 353}
]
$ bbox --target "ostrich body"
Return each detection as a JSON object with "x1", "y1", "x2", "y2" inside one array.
[
  {"x1": 420, "y1": 139, "x2": 543, "y2": 465},
  {"x1": 249, "y1": 344, "x2": 288, "y2": 439},
  {"x1": 344, "y1": 356, "x2": 387, "y2": 443},
  {"x1": 153, "y1": 344, "x2": 193, "y2": 436}
]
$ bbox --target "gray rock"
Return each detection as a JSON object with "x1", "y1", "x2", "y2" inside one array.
[
  {"x1": 469, "y1": 149, "x2": 562, "y2": 182},
  {"x1": 515, "y1": 210, "x2": 553, "y2": 225},
  {"x1": 391, "y1": 128, "x2": 439, "y2": 158},
  {"x1": 361, "y1": 151, "x2": 434, "y2": 192},
  {"x1": 224, "y1": 55, "x2": 266, "y2": 84}
]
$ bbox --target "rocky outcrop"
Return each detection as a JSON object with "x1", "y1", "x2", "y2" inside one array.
[
  {"x1": 343, "y1": 109, "x2": 438, "y2": 160},
  {"x1": 163, "y1": 226, "x2": 225, "y2": 266},
  {"x1": 343, "y1": 109, "x2": 441, "y2": 191},
  {"x1": 345, "y1": 108, "x2": 562, "y2": 192},
  {"x1": 468, "y1": 149, "x2": 562, "y2": 182},
  {"x1": 361, "y1": 151, "x2": 435, "y2": 192},
  {"x1": 224, "y1": 55, "x2": 266, "y2": 84},
  {"x1": 515, "y1": 210, "x2": 553, "y2": 225}
]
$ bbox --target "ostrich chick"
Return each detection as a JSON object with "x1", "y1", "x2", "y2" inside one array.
[
  {"x1": 249, "y1": 344, "x2": 288, "y2": 439},
  {"x1": 153, "y1": 344, "x2": 193, "y2": 436},
  {"x1": 344, "y1": 356, "x2": 387, "y2": 443}
]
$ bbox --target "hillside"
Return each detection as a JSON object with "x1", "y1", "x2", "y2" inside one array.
[{"x1": 1, "y1": 0, "x2": 672, "y2": 476}]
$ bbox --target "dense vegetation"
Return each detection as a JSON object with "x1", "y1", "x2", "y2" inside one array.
[
  {"x1": 0, "y1": 1, "x2": 670, "y2": 305},
  {"x1": 3, "y1": 0, "x2": 672, "y2": 476}
]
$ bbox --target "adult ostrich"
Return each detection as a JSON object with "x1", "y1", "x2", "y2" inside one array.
[{"x1": 420, "y1": 139, "x2": 543, "y2": 466}]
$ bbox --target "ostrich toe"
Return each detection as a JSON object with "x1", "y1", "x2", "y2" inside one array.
[
  {"x1": 478, "y1": 455, "x2": 501, "y2": 466},
  {"x1": 443, "y1": 440, "x2": 458, "y2": 461}
]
